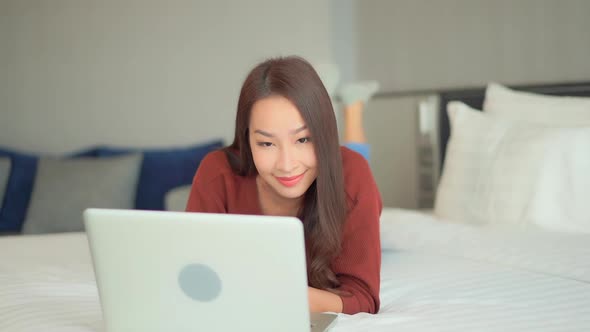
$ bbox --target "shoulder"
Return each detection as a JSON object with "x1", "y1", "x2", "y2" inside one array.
[{"x1": 193, "y1": 149, "x2": 234, "y2": 186}]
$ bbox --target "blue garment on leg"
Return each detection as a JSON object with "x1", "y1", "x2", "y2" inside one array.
[{"x1": 344, "y1": 142, "x2": 370, "y2": 161}]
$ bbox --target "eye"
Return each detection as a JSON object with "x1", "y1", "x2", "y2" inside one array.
[
  {"x1": 297, "y1": 137, "x2": 311, "y2": 144},
  {"x1": 256, "y1": 142, "x2": 273, "y2": 147}
]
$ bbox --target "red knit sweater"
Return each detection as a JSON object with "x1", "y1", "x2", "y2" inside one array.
[{"x1": 185, "y1": 147, "x2": 382, "y2": 314}]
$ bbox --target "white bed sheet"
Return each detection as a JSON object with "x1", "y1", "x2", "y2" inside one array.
[
  {"x1": 340, "y1": 209, "x2": 590, "y2": 331},
  {"x1": 1, "y1": 208, "x2": 589, "y2": 332}
]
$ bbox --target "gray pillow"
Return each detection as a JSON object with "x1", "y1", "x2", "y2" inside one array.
[
  {"x1": 22, "y1": 153, "x2": 142, "y2": 234},
  {"x1": 0, "y1": 157, "x2": 11, "y2": 208},
  {"x1": 165, "y1": 185, "x2": 192, "y2": 212}
]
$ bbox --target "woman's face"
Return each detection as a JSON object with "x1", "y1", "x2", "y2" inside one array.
[{"x1": 249, "y1": 95, "x2": 318, "y2": 201}]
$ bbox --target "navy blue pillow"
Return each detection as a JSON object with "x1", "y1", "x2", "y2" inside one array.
[
  {"x1": 97, "y1": 140, "x2": 224, "y2": 211},
  {"x1": 0, "y1": 146, "x2": 100, "y2": 233},
  {"x1": 68, "y1": 147, "x2": 100, "y2": 158},
  {"x1": 0, "y1": 148, "x2": 37, "y2": 233}
]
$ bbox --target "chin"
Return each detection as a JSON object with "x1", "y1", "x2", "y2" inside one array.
[{"x1": 275, "y1": 186, "x2": 307, "y2": 200}]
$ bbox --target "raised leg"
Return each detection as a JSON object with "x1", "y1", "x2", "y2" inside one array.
[{"x1": 338, "y1": 81, "x2": 380, "y2": 161}]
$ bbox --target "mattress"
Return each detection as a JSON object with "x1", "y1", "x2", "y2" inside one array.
[{"x1": 1, "y1": 208, "x2": 589, "y2": 331}]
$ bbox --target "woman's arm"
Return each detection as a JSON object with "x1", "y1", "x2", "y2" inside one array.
[{"x1": 332, "y1": 150, "x2": 383, "y2": 314}]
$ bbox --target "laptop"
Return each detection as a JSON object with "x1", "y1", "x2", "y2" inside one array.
[{"x1": 84, "y1": 208, "x2": 337, "y2": 332}]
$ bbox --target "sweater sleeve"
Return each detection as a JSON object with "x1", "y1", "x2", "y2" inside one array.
[
  {"x1": 185, "y1": 152, "x2": 228, "y2": 213},
  {"x1": 333, "y1": 153, "x2": 382, "y2": 315}
]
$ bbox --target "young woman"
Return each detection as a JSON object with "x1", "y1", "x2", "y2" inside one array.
[{"x1": 186, "y1": 56, "x2": 382, "y2": 315}]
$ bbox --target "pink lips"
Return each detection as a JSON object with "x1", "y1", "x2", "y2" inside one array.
[{"x1": 276, "y1": 173, "x2": 305, "y2": 187}]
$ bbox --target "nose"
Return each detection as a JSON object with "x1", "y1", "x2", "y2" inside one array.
[{"x1": 276, "y1": 145, "x2": 297, "y2": 173}]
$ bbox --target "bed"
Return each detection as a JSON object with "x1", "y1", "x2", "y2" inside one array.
[
  {"x1": 2, "y1": 209, "x2": 589, "y2": 332},
  {"x1": 2, "y1": 82, "x2": 590, "y2": 331}
]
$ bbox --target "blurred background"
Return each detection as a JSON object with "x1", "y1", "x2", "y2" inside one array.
[{"x1": 1, "y1": 0, "x2": 589, "y2": 208}]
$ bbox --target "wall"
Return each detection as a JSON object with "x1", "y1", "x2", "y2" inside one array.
[
  {"x1": 356, "y1": 0, "x2": 590, "y2": 91},
  {"x1": 3, "y1": 0, "x2": 590, "y2": 209},
  {"x1": 354, "y1": 0, "x2": 590, "y2": 208},
  {"x1": 330, "y1": 0, "x2": 356, "y2": 84},
  {"x1": 0, "y1": 0, "x2": 333, "y2": 154}
]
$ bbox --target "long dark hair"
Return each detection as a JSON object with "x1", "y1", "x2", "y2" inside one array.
[{"x1": 225, "y1": 56, "x2": 347, "y2": 290}]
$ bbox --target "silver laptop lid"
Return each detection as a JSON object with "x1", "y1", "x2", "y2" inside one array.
[{"x1": 84, "y1": 208, "x2": 310, "y2": 332}]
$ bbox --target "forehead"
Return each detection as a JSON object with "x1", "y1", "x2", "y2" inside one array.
[{"x1": 249, "y1": 95, "x2": 306, "y2": 129}]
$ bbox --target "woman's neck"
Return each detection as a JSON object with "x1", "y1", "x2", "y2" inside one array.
[{"x1": 256, "y1": 176, "x2": 303, "y2": 217}]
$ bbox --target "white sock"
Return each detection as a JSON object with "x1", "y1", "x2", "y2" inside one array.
[{"x1": 338, "y1": 81, "x2": 380, "y2": 107}]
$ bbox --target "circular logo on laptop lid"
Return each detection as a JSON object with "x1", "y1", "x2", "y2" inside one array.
[{"x1": 178, "y1": 264, "x2": 222, "y2": 302}]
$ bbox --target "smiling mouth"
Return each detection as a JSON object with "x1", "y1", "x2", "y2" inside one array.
[{"x1": 275, "y1": 172, "x2": 305, "y2": 187}]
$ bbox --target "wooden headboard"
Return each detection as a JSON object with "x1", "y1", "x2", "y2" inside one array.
[{"x1": 437, "y1": 81, "x2": 590, "y2": 171}]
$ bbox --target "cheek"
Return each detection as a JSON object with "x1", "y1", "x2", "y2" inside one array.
[
  {"x1": 304, "y1": 147, "x2": 318, "y2": 168},
  {"x1": 251, "y1": 149, "x2": 273, "y2": 174}
]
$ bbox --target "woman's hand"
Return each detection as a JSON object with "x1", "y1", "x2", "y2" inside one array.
[{"x1": 308, "y1": 286, "x2": 343, "y2": 313}]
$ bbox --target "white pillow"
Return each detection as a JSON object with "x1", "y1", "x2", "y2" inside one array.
[
  {"x1": 526, "y1": 133, "x2": 590, "y2": 233},
  {"x1": 434, "y1": 101, "x2": 590, "y2": 233},
  {"x1": 483, "y1": 82, "x2": 590, "y2": 125}
]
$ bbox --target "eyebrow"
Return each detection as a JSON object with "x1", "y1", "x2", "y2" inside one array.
[{"x1": 253, "y1": 125, "x2": 307, "y2": 138}]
